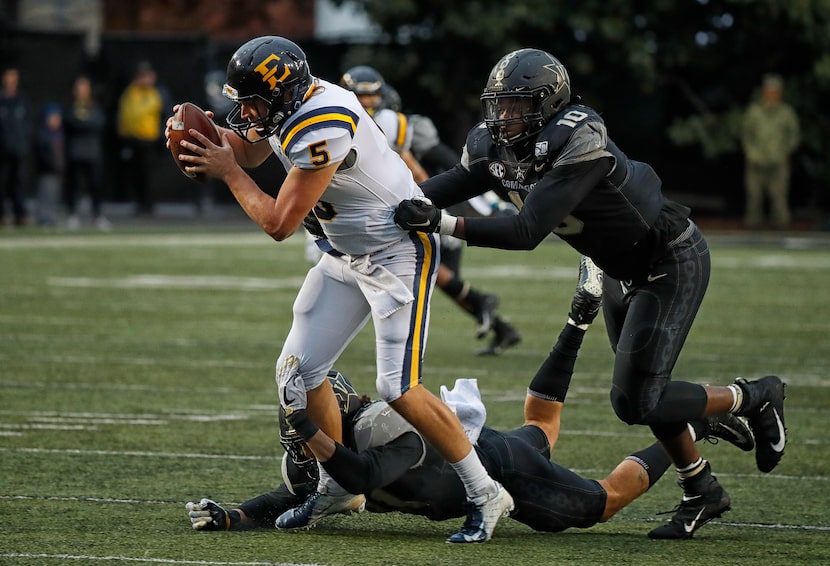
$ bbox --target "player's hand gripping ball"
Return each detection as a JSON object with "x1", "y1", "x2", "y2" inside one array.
[{"x1": 168, "y1": 102, "x2": 220, "y2": 183}]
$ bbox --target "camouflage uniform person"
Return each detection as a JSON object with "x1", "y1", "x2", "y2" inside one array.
[{"x1": 741, "y1": 74, "x2": 800, "y2": 230}]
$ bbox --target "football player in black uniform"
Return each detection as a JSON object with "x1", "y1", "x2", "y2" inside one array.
[
  {"x1": 187, "y1": 265, "x2": 755, "y2": 538},
  {"x1": 393, "y1": 48, "x2": 787, "y2": 539}
]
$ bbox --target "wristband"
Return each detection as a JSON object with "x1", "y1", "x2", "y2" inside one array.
[
  {"x1": 285, "y1": 409, "x2": 320, "y2": 442},
  {"x1": 438, "y1": 213, "x2": 458, "y2": 236}
]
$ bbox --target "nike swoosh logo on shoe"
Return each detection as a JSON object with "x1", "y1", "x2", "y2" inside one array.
[
  {"x1": 721, "y1": 423, "x2": 751, "y2": 444},
  {"x1": 684, "y1": 508, "x2": 706, "y2": 533},
  {"x1": 647, "y1": 273, "x2": 667, "y2": 282},
  {"x1": 681, "y1": 494, "x2": 702, "y2": 503},
  {"x1": 770, "y1": 408, "x2": 786, "y2": 452}
]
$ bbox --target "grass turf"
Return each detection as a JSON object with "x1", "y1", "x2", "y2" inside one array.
[{"x1": 1, "y1": 225, "x2": 828, "y2": 565}]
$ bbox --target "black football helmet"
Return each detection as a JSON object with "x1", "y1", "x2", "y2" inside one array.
[
  {"x1": 223, "y1": 36, "x2": 312, "y2": 142},
  {"x1": 480, "y1": 48, "x2": 571, "y2": 146},
  {"x1": 278, "y1": 369, "x2": 362, "y2": 468},
  {"x1": 340, "y1": 65, "x2": 385, "y2": 96}
]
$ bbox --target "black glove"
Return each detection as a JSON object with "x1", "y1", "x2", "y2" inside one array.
[
  {"x1": 186, "y1": 498, "x2": 234, "y2": 531},
  {"x1": 394, "y1": 197, "x2": 441, "y2": 233}
]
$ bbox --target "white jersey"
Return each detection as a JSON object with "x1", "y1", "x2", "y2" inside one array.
[
  {"x1": 373, "y1": 108, "x2": 413, "y2": 154},
  {"x1": 267, "y1": 79, "x2": 420, "y2": 255}
]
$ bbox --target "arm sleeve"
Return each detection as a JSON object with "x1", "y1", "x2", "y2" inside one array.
[
  {"x1": 321, "y1": 431, "x2": 425, "y2": 494},
  {"x1": 464, "y1": 157, "x2": 613, "y2": 249},
  {"x1": 420, "y1": 164, "x2": 488, "y2": 209},
  {"x1": 237, "y1": 484, "x2": 304, "y2": 528}
]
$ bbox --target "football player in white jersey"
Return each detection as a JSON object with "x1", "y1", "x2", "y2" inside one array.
[{"x1": 166, "y1": 36, "x2": 513, "y2": 543}]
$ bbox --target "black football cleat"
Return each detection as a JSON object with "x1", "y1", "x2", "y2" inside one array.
[
  {"x1": 648, "y1": 462, "x2": 731, "y2": 540},
  {"x1": 698, "y1": 412, "x2": 755, "y2": 452},
  {"x1": 735, "y1": 375, "x2": 787, "y2": 473}
]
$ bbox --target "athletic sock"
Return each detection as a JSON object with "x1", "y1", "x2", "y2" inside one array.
[
  {"x1": 727, "y1": 383, "x2": 743, "y2": 413},
  {"x1": 316, "y1": 463, "x2": 345, "y2": 495},
  {"x1": 450, "y1": 448, "x2": 498, "y2": 504},
  {"x1": 676, "y1": 457, "x2": 706, "y2": 481}
]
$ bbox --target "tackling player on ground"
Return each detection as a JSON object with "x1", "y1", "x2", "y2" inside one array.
[{"x1": 187, "y1": 258, "x2": 756, "y2": 537}]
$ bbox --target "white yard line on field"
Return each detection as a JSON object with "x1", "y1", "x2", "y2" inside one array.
[
  {"x1": 0, "y1": 554, "x2": 316, "y2": 566},
  {"x1": 47, "y1": 274, "x2": 307, "y2": 291},
  {"x1": 0, "y1": 232, "x2": 279, "y2": 249}
]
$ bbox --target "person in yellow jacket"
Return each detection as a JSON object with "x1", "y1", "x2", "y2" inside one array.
[
  {"x1": 741, "y1": 74, "x2": 800, "y2": 230},
  {"x1": 117, "y1": 61, "x2": 163, "y2": 215}
]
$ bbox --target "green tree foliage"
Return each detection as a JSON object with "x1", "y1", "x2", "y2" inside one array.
[{"x1": 334, "y1": 0, "x2": 830, "y2": 213}]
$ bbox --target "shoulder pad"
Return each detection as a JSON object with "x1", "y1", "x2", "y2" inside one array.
[
  {"x1": 461, "y1": 122, "x2": 494, "y2": 170},
  {"x1": 534, "y1": 105, "x2": 607, "y2": 167},
  {"x1": 353, "y1": 401, "x2": 423, "y2": 459},
  {"x1": 409, "y1": 114, "x2": 440, "y2": 154},
  {"x1": 464, "y1": 122, "x2": 492, "y2": 154}
]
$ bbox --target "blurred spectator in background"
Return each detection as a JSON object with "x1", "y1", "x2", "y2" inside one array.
[
  {"x1": 33, "y1": 104, "x2": 65, "y2": 228},
  {"x1": 117, "y1": 61, "x2": 163, "y2": 216},
  {"x1": 0, "y1": 67, "x2": 30, "y2": 227},
  {"x1": 64, "y1": 75, "x2": 110, "y2": 231},
  {"x1": 741, "y1": 74, "x2": 800, "y2": 230}
]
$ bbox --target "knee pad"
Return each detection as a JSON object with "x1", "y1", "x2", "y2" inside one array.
[
  {"x1": 274, "y1": 353, "x2": 327, "y2": 391},
  {"x1": 610, "y1": 387, "x2": 637, "y2": 425},
  {"x1": 649, "y1": 422, "x2": 688, "y2": 442},
  {"x1": 375, "y1": 374, "x2": 406, "y2": 403},
  {"x1": 610, "y1": 377, "x2": 670, "y2": 425}
]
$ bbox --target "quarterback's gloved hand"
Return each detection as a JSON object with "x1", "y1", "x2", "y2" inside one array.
[
  {"x1": 395, "y1": 197, "x2": 458, "y2": 235},
  {"x1": 186, "y1": 498, "x2": 231, "y2": 531}
]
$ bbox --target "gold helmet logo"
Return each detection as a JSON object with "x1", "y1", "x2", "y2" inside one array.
[{"x1": 255, "y1": 54, "x2": 292, "y2": 91}]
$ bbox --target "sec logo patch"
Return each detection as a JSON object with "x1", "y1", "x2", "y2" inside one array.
[{"x1": 489, "y1": 162, "x2": 506, "y2": 179}]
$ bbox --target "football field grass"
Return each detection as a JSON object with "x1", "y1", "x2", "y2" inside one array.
[{"x1": 2, "y1": 224, "x2": 829, "y2": 565}]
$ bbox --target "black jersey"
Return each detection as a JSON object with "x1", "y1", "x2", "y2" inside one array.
[
  {"x1": 420, "y1": 104, "x2": 692, "y2": 281},
  {"x1": 321, "y1": 401, "x2": 606, "y2": 531}
]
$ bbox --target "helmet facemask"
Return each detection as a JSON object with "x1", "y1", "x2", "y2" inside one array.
[
  {"x1": 481, "y1": 93, "x2": 544, "y2": 146},
  {"x1": 278, "y1": 405, "x2": 314, "y2": 467},
  {"x1": 224, "y1": 80, "x2": 307, "y2": 142},
  {"x1": 223, "y1": 87, "x2": 273, "y2": 142}
]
